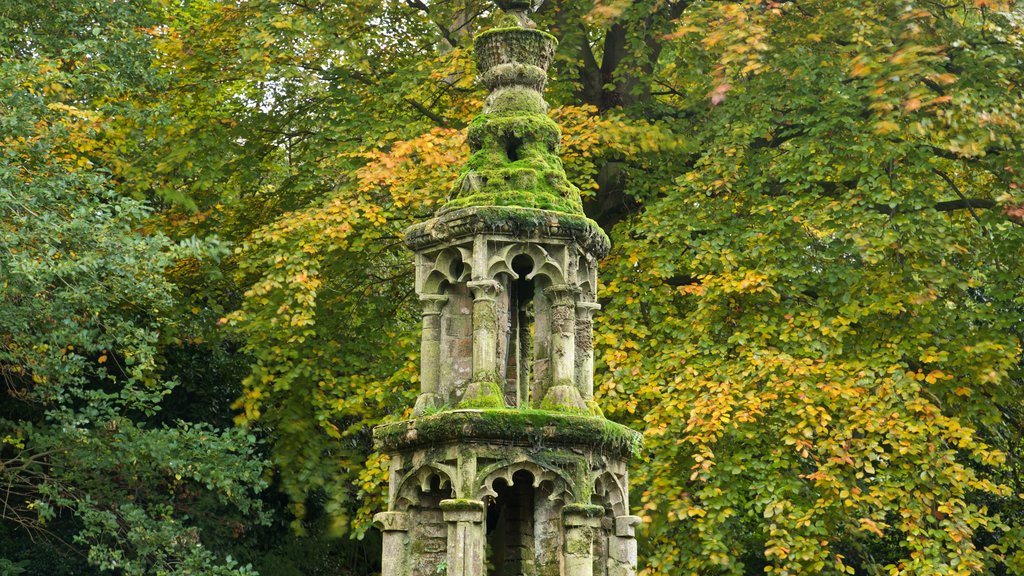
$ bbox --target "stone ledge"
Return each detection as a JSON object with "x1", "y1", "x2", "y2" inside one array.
[
  {"x1": 373, "y1": 408, "x2": 642, "y2": 458},
  {"x1": 403, "y1": 206, "x2": 610, "y2": 258},
  {"x1": 373, "y1": 511, "x2": 409, "y2": 532}
]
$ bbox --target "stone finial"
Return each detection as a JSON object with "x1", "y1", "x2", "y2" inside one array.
[{"x1": 441, "y1": 0, "x2": 584, "y2": 216}]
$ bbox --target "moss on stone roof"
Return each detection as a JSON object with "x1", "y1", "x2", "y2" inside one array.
[{"x1": 373, "y1": 409, "x2": 643, "y2": 459}]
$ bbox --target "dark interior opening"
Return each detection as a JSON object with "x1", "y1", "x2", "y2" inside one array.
[
  {"x1": 505, "y1": 256, "x2": 536, "y2": 407},
  {"x1": 505, "y1": 136, "x2": 523, "y2": 162},
  {"x1": 449, "y1": 258, "x2": 466, "y2": 280},
  {"x1": 486, "y1": 470, "x2": 536, "y2": 576}
]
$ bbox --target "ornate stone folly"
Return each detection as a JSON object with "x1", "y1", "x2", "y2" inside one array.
[{"x1": 373, "y1": 2, "x2": 642, "y2": 576}]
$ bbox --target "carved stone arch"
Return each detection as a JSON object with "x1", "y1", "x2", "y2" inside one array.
[
  {"x1": 421, "y1": 248, "x2": 471, "y2": 295},
  {"x1": 591, "y1": 470, "x2": 628, "y2": 518},
  {"x1": 577, "y1": 278, "x2": 596, "y2": 303},
  {"x1": 575, "y1": 252, "x2": 597, "y2": 302},
  {"x1": 486, "y1": 243, "x2": 566, "y2": 286},
  {"x1": 394, "y1": 463, "x2": 457, "y2": 510},
  {"x1": 476, "y1": 460, "x2": 573, "y2": 503},
  {"x1": 421, "y1": 270, "x2": 450, "y2": 296}
]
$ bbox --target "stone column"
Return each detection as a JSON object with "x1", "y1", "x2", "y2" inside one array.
[
  {"x1": 608, "y1": 516, "x2": 642, "y2": 576},
  {"x1": 541, "y1": 285, "x2": 586, "y2": 410},
  {"x1": 441, "y1": 499, "x2": 486, "y2": 576},
  {"x1": 574, "y1": 301, "x2": 600, "y2": 406},
  {"x1": 467, "y1": 280, "x2": 502, "y2": 381},
  {"x1": 414, "y1": 294, "x2": 448, "y2": 415},
  {"x1": 563, "y1": 504, "x2": 604, "y2": 576},
  {"x1": 374, "y1": 511, "x2": 410, "y2": 576}
]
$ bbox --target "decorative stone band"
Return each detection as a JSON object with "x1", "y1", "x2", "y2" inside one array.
[
  {"x1": 495, "y1": 0, "x2": 544, "y2": 13},
  {"x1": 475, "y1": 27, "x2": 556, "y2": 84}
]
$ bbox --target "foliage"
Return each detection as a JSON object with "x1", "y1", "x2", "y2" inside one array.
[
  {"x1": 0, "y1": 1, "x2": 268, "y2": 573},
  {"x1": 4, "y1": 0, "x2": 1024, "y2": 574},
  {"x1": 594, "y1": 2, "x2": 1024, "y2": 575}
]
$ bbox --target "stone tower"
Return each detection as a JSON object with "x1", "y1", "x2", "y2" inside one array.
[{"x1": 373, "y1": 2, "x2": 642, "y2": 575}]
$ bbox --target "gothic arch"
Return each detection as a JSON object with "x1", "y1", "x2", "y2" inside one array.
[
  {"x1": 485, "y1": 243, "x2": 566, "y2": 286},
  {"x1": 592, "y1": 471, "x2": 628, "y2": 518},
  {"x1": 575, "y1": 252, "x2": 597, "y2": 301},
  {"x1": 421, "y1": 247, "x2": 472, "y2": 295},
  {"x1": 394, "y1": 463, "x2": 457, "y2": 510},
  {"x1": 476, "y1": 460, "x2": 573, "y2": 503}
]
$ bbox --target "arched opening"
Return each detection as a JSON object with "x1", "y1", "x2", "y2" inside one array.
[
  {"x1": 407, "y1": 473, "x2": 454, "y2": 576},
  {"x1": 503, "y1": 255, "x2": 536, "y2": 407},
  {"x1": 486, "y1": 470, "x2": 536, "y2": 576},
  {"x1": 505, "y1": 135, "x2": 523, "y2": 162},
  {"x1": 591, "y1": 479, "x2": 616, "y2": 576}
]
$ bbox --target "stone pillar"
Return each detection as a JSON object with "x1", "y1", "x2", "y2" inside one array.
[
  {"x1": 541, "y1": 285, "x2": 586, "y2": 410},
  {"x1": 608, "y1": 516, "x2": 642, "y2": 576},
  {"x1": 563, "y1": 504, "x2": 604, "y2": 576},
  {"x1": 441, "y1": 499, "x2": 486, "y2": 576},
  {"x1": 468, "y1": 280, "x2": 502, "y2": 381},
  {"x1": 374, "y1": 511, "x2": 410, "y2": 576},
  {"x1": 415, "y1": 294, "x2": 448, "y2": 415},
  {"x1": 574, "y1": 301, "x2": 600, "y2": 405}
]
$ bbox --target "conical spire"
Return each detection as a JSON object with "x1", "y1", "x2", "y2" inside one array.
[{"x1": 442, "y1": 0, "x2": 583, "y2": 215}]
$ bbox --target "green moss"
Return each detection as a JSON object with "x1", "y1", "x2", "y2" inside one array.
[
  {"x1": 563, "y1": 504, "x2": 605, "y2": 517},
  {"x1": 486, "y1": 86, "x2": 547, "y2": 114},
  {"x1": 373, "y1": 409, "x2": 643, "y2": 458},
  {"x1": 404, "y1": 205, "x2": 612, "y2": 258},
  {"x1": 459, "y1": 380, "x2": 505, "y2": 409},
  {"x1": 475, "y1": 26, "x2": 558, "y2": 46},
  {"x1": 466, "y1": 113, "x2": 559, "y2": 150},
  {"x1": 449, "y1": 117, "x2": 583, "y2": 215},
  {"x1": 539, "y1": 382, "x2": 592, "y2": 414},
  {"x1": 439, "y1": 499, "x2": 485, "y2": 512}
]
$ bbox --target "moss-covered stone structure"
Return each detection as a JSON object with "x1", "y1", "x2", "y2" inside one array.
[{"x1": 373, "y1": 2, "x2": 642, "y2": 575}]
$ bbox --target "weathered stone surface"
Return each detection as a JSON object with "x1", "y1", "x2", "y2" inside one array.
[
  {"x1": 614, "y1": 515, "x2": 642, "y2": 538},
  {"x1": 373, "y1": 409, "x2": 642, "y2": 458},
  {"x1": 373, "y1": 1, "x2": 640, "y2": 575},
  {"x1": 374, "y1": 511, "x2": 410, "y2": 532}
]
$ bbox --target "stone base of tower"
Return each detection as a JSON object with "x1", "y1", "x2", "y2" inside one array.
[{"x1": 373, "y1": 410, "x2": 642, "y2": 576}]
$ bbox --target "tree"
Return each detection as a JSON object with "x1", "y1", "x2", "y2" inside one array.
[
  {"x1": 204, "y1": 1, "x2": 1024, "y2": 573},
  {"x1": 8, "y1": 0, "x2": 1022, "y2": 574},
  {"x1": 0, "y1": 1, "x2": 268, "y2": 573}
]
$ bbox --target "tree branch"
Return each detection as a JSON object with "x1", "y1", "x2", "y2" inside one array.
[
  {"x1": 932, "y1": 168, "x2": 983, "y2": 223},
  {"x1": 402, "y1": 97, "x2": 449, "y2": 127}
]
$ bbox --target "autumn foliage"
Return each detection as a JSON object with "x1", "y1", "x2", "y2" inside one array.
[{"x1": 2, "y1": 0, "x2": 1024, "y2": 575}]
